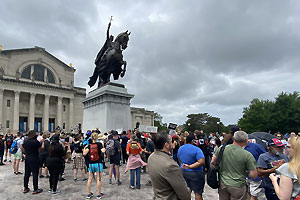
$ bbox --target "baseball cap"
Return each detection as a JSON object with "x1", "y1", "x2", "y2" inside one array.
[{"x1": 267, "y1": 138, "x2": 285, "y2": 147}]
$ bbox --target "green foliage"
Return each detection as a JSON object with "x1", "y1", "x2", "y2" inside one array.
[
  {"x1": 182, "y1": 113, "x2": 225, "y2": 133},
  {"x1": 238, "y1": 92, "x2": 300, "y2": 134},
  {"x1": 154, "y1": 112, "x2": 168, "y2": 131}
]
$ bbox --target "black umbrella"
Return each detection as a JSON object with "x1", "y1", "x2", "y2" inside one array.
[{"x1": 248, "y1": 132, "x2": 276, "y2": 150}]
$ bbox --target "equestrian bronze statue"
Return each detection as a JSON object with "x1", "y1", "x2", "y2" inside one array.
[{"x1": 88, "y1": 17, "x2": 130, "y2": 88}]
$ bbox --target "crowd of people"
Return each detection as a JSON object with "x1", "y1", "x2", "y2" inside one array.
[{"x1": 0, "y1": 127, "x2": 299, "y2": 200}]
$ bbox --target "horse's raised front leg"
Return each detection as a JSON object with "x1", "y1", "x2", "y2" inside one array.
[{"x1": 120, "y1": 60, "x2": 127, "y2": 77}]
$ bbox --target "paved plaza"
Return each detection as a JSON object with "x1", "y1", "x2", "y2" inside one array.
[{"x1": 0, "y1": 159, "x2": 219, "y2": 200}]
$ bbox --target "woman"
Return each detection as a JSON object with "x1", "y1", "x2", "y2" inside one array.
[
  {"x1": 172, "y1": 135, "x2": 180, "y2": 165},
  {"x1": 72, "y1": 134, "x2": 86, "y2": 181},
  {"x1": 83, "y1": 132, "x2": 105, "y2": 199},
  {"x1": 270, "y1": 137, "x2": 300, "y2": 200},
  {"x1": 125, "y1": 134, "x2": 147, "y2": 189},
  {"x1": 46, "y1": 134, "x2": 66, "y2": 195}
]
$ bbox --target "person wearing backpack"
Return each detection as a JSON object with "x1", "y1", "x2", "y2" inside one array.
[
  {"x1": 125, "y1": 134, "x2": 147, "y2": 189},
  {"x1": 83, "y1": 132, "x2": 105, "y2": 199},
  {"x1": 108, "y1": 131, "x2": 122, "y2": 185},
  {"x1": 12, "y1": 132, "x2": 23, "y2": 175}
]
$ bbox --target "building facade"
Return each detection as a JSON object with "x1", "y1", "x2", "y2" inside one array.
[
  {"x1": 0, "y1": 46, "x2": 86, "y2": 133},
  {"x1": 130, "y1": 107, "x2": 154, "y2": 130}
]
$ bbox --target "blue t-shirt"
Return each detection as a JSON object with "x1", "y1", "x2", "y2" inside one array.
[
  {"x1": 245, "y1": 142, "x2": 266, "y2": 181},
  {"x1": 257, "y1": 152, "x2": 289, "y2": 190},
  {"x1": 177, "y1": 144, "x2": 205, "y2": 172}
]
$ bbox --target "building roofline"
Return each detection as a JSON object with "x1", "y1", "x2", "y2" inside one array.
[{"x1": 0, "y1": 46, "x2": 76, "y2": 72}]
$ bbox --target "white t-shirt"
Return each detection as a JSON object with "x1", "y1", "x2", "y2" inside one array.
[{"x1": 16, "y1": 138, "x2": 23, "y2": 153}]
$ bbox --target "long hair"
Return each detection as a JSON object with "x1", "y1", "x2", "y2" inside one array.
[
  {"x1": 91, "y1": 132, "x2": 98, "y2": 143},
  {"x1": 288, "y1": 137, "x2": 300, "y2": 183}
]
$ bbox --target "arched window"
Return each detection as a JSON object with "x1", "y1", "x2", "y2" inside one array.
[
  {"x1": 47, "y1": 69, "x2": 55, "y2": 83},
  {"x1": 21, "y1": 66, "x2": 31, "y2": 79},
  {"x1": 21, "y1": 64, "x2": 56, "y2": 84}
]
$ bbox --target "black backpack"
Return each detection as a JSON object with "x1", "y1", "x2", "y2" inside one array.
[{"x1": 207, "y1": 145, "x2": 226, "y2": 189}]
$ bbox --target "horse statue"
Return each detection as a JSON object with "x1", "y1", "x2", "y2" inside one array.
[{"x1": 88, "y1": 19, "x2": 130, "y2": 88}]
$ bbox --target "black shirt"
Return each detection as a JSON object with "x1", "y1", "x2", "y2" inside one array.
[{"x1": 23, "y1": 138, "x2": 42, "y2": 158}]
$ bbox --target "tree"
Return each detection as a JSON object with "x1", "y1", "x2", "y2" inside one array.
[
  {"x1": 183, "y1": 113, "x2": 225, "y2": 134},
  {"x1": 154, "y1": 112, "x2": 168, "y2": 131},
  {"x1": 238, "y1": 98, "x2": 273, "y2": 133},
  {"x1": 238, "y1": 91, "x2": 300, "y2": 134}
]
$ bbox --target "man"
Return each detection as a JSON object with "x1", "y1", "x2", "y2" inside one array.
[
  {"x1": 120, "y1": 131, "x2": 129, "y2": 164},
  {"x1": 257, "y1": 138, "x2": 289, "y2": 200},
  {"x1": 244, "y1": 141, "x2": 267, "y2": 200},
  {"x1": 22, "y1": 130, "x2": 45, "y2": 194},
  {"x1": 148, "y1": 132, "x2": 191, "y2": 200},
  {"x1": 144, "y1": 133, "x2": 155, "y2": 186},
  {"x1": 221, "y1": 126, "x2": 240, "y2": 145},
  {"x1": 108, "y1": 130, "x2": 122, "y2": 185},
  {"x1": 178, "y1": 134, "x2": 205, "y2": 200},
  {"x1": 0, "y1": 133, "x2": 5, "y2": 165},
  {"x1": 4, "y1": 129, "x2": 13, "y2": 162},
  {"x1": 211, "y1": 131, "x2": 258, "y2": 200},
  {"x1": 12, "y1": 132, "x2": 23, "y2": 175},
  {"x1": 194, "y1": 130, "x2": 210, "y2": 172}
]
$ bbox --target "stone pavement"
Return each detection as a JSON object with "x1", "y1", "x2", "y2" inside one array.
[{"x1": 0, "y1": 160, "x2": 219, "y2": 200}]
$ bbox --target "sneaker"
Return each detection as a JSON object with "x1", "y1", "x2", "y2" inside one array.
[
  {"x1": 14, "y1": 172, "x2": 18, "y2": 175},
  {"x1": 23, "y1": 188, "x2": 30, "y2": 193},
  {"x1": 130, "y1": 186, "x2": 135, "y2": 189},
  {"x1": 9, "y1": 160, "x2": 12, "y2": 163},
  {"x1": 32, "y1": 189, "x2": 43, "y2": 194},
  {"x1": 136, "y1": 186, "x2": 141, "y2": 189},
  {"x1": 82, "y1": 178, "x2": 88, "y2": 182},
  {"x1": 59, "y1": 177, "x2": 65, "y2": 181},
  {"x1": 74, "y1": 178, "x2": 77, "y2": 181},
  {"x1": 45, "y1": 175, "x2": 50, "y2": 178},
  {"x1": 17, "y1": 172, "x2": 23, "y2": 175},
  {"x1": 86, "y1": 192, "x2": 93, "y2": 199},
  {"x1": 39, "y1": 175, "x2": 44, "y2": 178},
  {"x1": 109, "y1": 179, "x2": 112, "y2": 184},
  {"x1": 117, "y1": 181, "x2": 122, "y2": 186},
  {"x1": 96, "y1": 195, "x2": 102, "y2": 199},
  {"x1": 4, "y1": 159, "x2": 7, "y2": 162},
  {"x1": 48, "y1": 189, "x2": 52, "y2": 193},
  {"x1": 145, "y1": 181, "x2": 152, "y2": 186},
  {"x1": 52, "y1": 190, "x2": 60, "y2": 195}
]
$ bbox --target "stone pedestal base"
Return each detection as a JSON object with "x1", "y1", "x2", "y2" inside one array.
[{"x1": 82, "y1": 83, "x2": 134, "y2": 133}]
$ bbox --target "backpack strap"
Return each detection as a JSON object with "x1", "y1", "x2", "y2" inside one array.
[{"x1": 215, "y1": 145, "x2": 226, "y2": 170}]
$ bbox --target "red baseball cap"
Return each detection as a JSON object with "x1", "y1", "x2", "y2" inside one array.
[{"x1": 267, "y1": 138, "x2": 285, "y2": 147}]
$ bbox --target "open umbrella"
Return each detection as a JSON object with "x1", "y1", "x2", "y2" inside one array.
[{"x1": 248, "y1": 132, "x2": 276, "y2": 150}]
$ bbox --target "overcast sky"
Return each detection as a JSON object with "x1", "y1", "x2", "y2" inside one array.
[{"x1": 1, "y1": 0, "x2": 300, "y2": 126}]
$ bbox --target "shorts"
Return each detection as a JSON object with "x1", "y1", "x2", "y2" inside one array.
[
  {"x1": 39, "y1": 154, "x2": 48, "y2": 167},
  {"x1": 246, "y1": 179, "x2": 265, "y2": 197},
  {"x1": 109, "y1": 153, "x2": 120, "y2": 166},
  {"x1": 73, "y1": 155, "x2": 86, "y2": 169},
  {"x1": 6, "y1": 144, "x2": 12, "y2": 150},
  {"x1": 182, "y1": 170, "x2": 205, "y2": 194},
  {"x1": 88, "y1": 163, "x2": 103, "y2": 173},
  {"x1": 13, "y1": 152, "x2": 22, "y2": 160}
]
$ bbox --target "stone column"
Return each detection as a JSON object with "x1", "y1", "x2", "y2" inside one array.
[
  {"x1": 69, "y1": 98, "x2": 74, "y2": 130},
  {"x1": 43, "y1": 95, "x2": 50, "y2": 132},
  {"x1": 57, "y1": 97, "x2": 63, "y2": 129},
  {"x1": 13, "y1": 91, "x2": 20, "y2": 131},
  {"x1": 29, "y1": 93, "x2": 36, "y2": 130},
  {"x1": 0, "y1": 89, "x2": 3, "y2": 130}
]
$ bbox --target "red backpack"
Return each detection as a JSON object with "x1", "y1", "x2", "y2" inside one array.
[{"x1": 90, "y1": 143, "x2": 99, "y2": 162}]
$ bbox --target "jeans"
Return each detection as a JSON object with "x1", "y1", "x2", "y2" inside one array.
[
  {"x1": 24, "y1": 158, "x2": 39, "y2": 190},
  {"x1": 265, "y1": 188, "x2": 279, "y2": 200},
  {"x1": 130, "y1": 167, "x2": 141, "y2": 187}
]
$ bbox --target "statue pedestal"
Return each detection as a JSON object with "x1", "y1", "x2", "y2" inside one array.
[{"x1": 82, "y1": 82, "x2": 134, "y2": 133}]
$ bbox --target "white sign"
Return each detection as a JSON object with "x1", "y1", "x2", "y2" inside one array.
[{"x1": 139, "y1": 125, "x2": 158, "y2": 133}]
